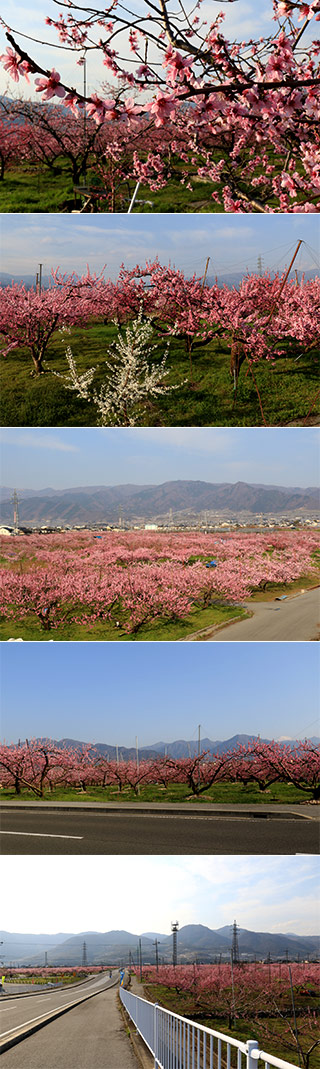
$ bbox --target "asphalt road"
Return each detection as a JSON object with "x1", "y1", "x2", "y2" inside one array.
[
  {"x1": 211, "y1": 588, "x2": 320, "y2": 641},
  {"x1": 0, "y1": 980, "x2": 139, "y2": 1068},
  {"x1": 1, "y1": 808, "x2": 319, "y2": 854}
]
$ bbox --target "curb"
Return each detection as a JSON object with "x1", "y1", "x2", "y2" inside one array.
[
  {"x1": 0, "y1": 978, "x2": 118, "y2": 1054},
  {"x1": 0, "y1": 803, "x2": 316, "y2": 818},
  {"x1": 178, "y1": 610, "x2": 252, "y2": 641},
  {"x1": 2, "y1": 973, "x2": 112, "y2": 1001}
]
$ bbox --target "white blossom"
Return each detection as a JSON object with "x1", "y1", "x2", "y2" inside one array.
[
  {"x1": 53, "y1": 311, "x2": 183, "y2": 425},
  {"x1": 52, "y1": 345, "x2": 95, "y2": 400}
]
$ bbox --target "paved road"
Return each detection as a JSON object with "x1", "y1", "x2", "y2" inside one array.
[
  {"x1": 0, "y1": 973, "x2": 115, "y2": 1036},
  {"x1": 1, "y1": 808, "x2": 318, "y2": 854},
  {"x1": 0, "y1": 981, "x2": 139, "y2": 1068},
  {"x1": 211, "y1": 588, "x2": 319, "y2": 641}
]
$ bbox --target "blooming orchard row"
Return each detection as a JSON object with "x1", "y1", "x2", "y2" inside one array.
[
  {"x1": 0, "y1": 263, "x2": 319, "y2": 377},
  {"x1": 1, "y1": 1, "x2": 319, "y2": 211},
  {"x1": 0, "y1": 529, "x2": 318, "y2": 633},
  {"x1": 136, "y1": 961, "x2": 319, "y2": 1064},
  {"x1": 1, "y1": 738, "x2": 319, "y2": 798}
]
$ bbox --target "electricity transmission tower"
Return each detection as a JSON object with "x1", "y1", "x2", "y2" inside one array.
[
  {"x1": 171, "y1": 922, "x2": 179, "y2": 967},
  {"x1": 82, "y1": 941, "x2": 87, "y2": 967},
  {"x1": 12, "y1": 489, "x2": 20, "y2": 534}
]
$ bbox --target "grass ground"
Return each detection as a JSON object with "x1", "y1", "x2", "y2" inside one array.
[
  {"x1": 137, "y1": 980, "x2": 320, "y2": 1069},
  {"x1": 0, "y1": 782, "x2": 313, "y2": 804},
  {"x1": 1, "y1": 321, "x2": 318, "y2": 427},
  {"x1": 0, "y1": 159, "x2": 221, "y2": 214},
  {"x1": 0, "y1": 602, "x2": 247, "y2": 641}
]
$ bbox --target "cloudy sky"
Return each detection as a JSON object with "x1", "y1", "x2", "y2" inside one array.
[
  {"x1": 1, "y1": 215, "x2": 319, "y2": 282},
  {"x1": 1, "y1": 0, "x2": 312, "y2": 100},
  {"x1": 2, "y1": 855, "x2": 319, "y2": 935},
  {"x1": 1, "y1": 427, "x2": 319, "y2": 489},
  {"x1": 2, "y1": 642, "x2": 319, "y2": 746}
]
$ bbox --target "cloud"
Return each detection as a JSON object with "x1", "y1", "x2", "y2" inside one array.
[
  {"x1": 215, "y1": 226, "x2": 255, "y2": 241},
  {"x1": 0, "y1": 431, "x2": 79, "y2": 453},
  {"x1": 2, "y1": 855, "x2": 319, "y2": 936},
  {"x1": 123, "y1": 428, "x2": 233, "y2": 453}
]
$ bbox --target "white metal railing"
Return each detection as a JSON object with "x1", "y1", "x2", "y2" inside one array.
[{"x1": 120, "y1": 988, "x2": 298, "y2": 1069}]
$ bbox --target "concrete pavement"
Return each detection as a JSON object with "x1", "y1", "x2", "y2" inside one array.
[
  {"x1": 0, "y1": 982, "x2": 139, "y2": 1068},
  {"x1": 203, "y1": 587, "x2": 319, "y2": 641}
]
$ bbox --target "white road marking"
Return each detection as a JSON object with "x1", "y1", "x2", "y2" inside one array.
[
  {"x1": 0, "y1": 831, "x2": 83, "y2": 840},
  {"x1": 0, "y1": 984, "x2": 109, "y2": 1039}
]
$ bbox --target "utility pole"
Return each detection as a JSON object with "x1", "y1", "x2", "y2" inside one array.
[
  {"x1": 171, "y1": 922, "x2": 179, "y2": 967},
  {"x1": 231, "y1": 920, "x2": 240, "y2": 966},
  {"x1": 153, "y1": 939, "x2": 161, "y2": 973},
  {"x1": 201, "y1": 256, "x2": 210, "y2": 290},
  {"x1": 136, "y1": 735, "x2": 140, "y2": 795},
  {"x1": 83, "y1": 51, "x2": 87, "y2": 187},
  {"x1": 198, "y1": 724, "x2": 201, "y2": 790},
  {"x1": 139, "y1": 938, "x2": 142, "y2": 980},
  {"x1": 39, "y1": 264, "x2": 43, "y2": 294},
  {"x1": 12, "y1": 489, "x2": 19, "y2": 535}
]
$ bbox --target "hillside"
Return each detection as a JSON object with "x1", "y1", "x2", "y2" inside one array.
[{"x1": 0, "y1": 480, "x2": 318, "y2": 526}]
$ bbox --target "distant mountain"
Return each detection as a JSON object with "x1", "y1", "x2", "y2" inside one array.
[
  {"x1": 1, "y1": 268, "x2": 317, "y2": 291},
  {"x1": 12, "y1": 735, "x2": 319, "y2": 761},
  {"x1": 0, "y1": 481, "x2": 318, "y2": 526},
  {"x1": 2, "y1": 925, "x2": 318, "y2": 967}
]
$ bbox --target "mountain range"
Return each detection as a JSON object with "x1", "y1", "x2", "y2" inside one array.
[
  {"x1": 1, "y1": 925, "x2": 318, "y2": 966},
  {"x1": 23, "y1": 734, "x2": 320, "y2": 761},
  {"x1": 0, "y1": 481, "x2": 319, "y2": 526}
]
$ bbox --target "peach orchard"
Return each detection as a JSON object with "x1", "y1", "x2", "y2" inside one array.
[
  {"x1": 0, "y1": 263, "x2": 319, "y2": 424},
  {"x1": 0, "y1": 738, "x2": 319, "y2": 798},
  {"x1": 0, "y1": 528, "x2": 319, "y2": 634},
  {"x1": 0, "y1": 1, "x2": 319, "y2": 211}
]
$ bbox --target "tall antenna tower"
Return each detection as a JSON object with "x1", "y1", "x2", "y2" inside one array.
[
  {"x1": 12, "y1": 489, "x2": 20, "y2": 535},
  {"x1": 82, "y1": 941, "x2": 87, "y2": 967},
  {"x1": 231, "y1": 920, "x2": 240, "y2": 965},
  {"x1": 171, "y1": 921, "x2": 179, "y2": 967}
]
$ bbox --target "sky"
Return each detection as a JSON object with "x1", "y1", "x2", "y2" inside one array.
[
  {"x1": 1, "y1": 0, "x2": 315, "y2": 100},
  {"x1": 2, "y1": 855, "x2": 320, "y2": 935},
  {"x1": 1, "y1": 215, "x2": 319, "y2": 282},
  {"x1": 1, "y1": 642, "x2": 319, "y2": 746},
  {"x1": 1, "y1": 427, "x2": 319, "y2": 490}
]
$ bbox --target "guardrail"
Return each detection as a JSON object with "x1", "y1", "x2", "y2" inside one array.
[{"x1": 120, "y1": 988, "x2": 298, "y2": 1069}]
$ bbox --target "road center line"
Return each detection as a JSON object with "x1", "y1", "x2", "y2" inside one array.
[{"x1": 0, "y1": 831, "x2": 83, "y2": 840}]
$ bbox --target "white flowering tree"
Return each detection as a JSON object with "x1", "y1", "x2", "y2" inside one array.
[{"x1": 53, "y1": 310, "x2": 183, "y2": 425}]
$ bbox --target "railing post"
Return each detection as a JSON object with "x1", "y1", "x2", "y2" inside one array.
[
  {"x1": 154, "y1": 1003, "x2": 158, "y2": 1068},
  {"x1": 247, "y1": 1040, "x2": 260, "y2": 1069}
]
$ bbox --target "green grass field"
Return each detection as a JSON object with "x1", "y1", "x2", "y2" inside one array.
[
  {"x1": 135, "y1": 979, "x2": 320, "y2": 1069},
  {"x1": 1, "y1": 321, "x2": 318, "y2": 427},
  {"x1": 0, "y1": 602, "x2": 247, "y2": 642},
  {"x1": 0, "y1": 158, "x2": 221, "y2": 214},
  {"x1": 0, "y1": 782, "x2": 312, "y2": 804}
]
